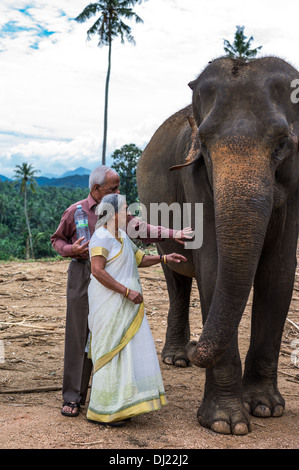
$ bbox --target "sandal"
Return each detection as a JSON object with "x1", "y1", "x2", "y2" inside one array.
[{"x1": 61, "y1": 402, "x2": 80, "y2": 417}]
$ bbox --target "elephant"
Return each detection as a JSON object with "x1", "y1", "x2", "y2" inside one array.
[{"x1": 136, "y1": 56, "x2": 299, "y2": 435}]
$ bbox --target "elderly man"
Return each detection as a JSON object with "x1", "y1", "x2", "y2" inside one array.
[{"x1": 51, "y1": 165, "x2": 192, "y2": 417}]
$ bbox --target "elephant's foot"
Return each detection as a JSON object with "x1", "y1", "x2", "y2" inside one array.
[
  {"x1": 242, "y1": 383, "x2": 285, "y2": 418},
  {"x1": 197, "y1": 397, "x2": 252, "y2": 435},
  {"x1": 162, "y1": 345, "x2": 189, "y2": 368},
  {"x1": 186, "y1": 340, "x2": 197, "y2": 364}
]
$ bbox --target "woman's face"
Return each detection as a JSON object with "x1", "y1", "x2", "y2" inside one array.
[{"x1": 116, "y1": 203, "x2": 127, "y2": 230}]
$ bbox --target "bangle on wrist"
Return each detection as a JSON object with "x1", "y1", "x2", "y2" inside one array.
[
  {"x1": 163, "y1": 255, "x2": 167, "y2": 264},
  {"x1": 124, "y1": 288, "x2": 130, "y2": 298}
]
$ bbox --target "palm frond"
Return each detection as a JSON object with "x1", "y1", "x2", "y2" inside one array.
[
  {"x1": 75, "y1": 3, "x2": 102, "y2": 23},
  {"x1": 86, "y1": 17, "x2": 104, "y2": 40}
]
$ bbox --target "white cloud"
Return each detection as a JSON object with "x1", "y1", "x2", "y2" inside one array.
[
  {"x1": 3, "y1": 131, "x2": 101, "y2": 175},
  {"x1": 1, "y1": 0, "x2": 299, "y2": 177}
]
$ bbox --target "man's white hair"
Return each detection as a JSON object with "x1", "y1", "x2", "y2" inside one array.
[{"x1": 89, "y1": 165, "x2": 116, "y2": 190}]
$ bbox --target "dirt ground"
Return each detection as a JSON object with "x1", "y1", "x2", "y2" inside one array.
[{"x1": 0, "y1": 250, "x2": 298, "y2": 451}]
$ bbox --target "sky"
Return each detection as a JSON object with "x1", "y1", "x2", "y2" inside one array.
[{"x1": 1, "y1": 0, "x2": 299, "y2": 178}]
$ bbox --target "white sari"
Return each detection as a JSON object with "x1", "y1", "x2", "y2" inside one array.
[{"x1": 87, "y1": 227, "x2": 166, "y2": 423}]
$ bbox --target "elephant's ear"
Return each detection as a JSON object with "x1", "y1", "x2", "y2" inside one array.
[{"x1": 169, "y1": 116, "x2": 202, "y2": 171}]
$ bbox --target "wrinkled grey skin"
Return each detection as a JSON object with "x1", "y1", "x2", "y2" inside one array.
[{"x1": 137, "y1": 57, "x2": 299, "y2": 435}]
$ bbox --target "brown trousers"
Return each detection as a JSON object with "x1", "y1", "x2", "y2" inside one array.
[{"x1": 62, "y1": 259, "x2": 93, "y2": 405}]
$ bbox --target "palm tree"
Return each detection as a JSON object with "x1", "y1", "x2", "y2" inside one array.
[
  {"x1": 223, "y1": 25, "x2": 262, "y2": 60},
  {"x1": 75, "y1": 0, "x2": 144, "y2": 165},
  {"x1": 13, "y1": 163, "x2": 39, "y2": 259}
]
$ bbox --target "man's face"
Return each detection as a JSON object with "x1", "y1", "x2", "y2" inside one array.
[
  {"x1": 117, "y1": 203, "x2": 128, "y2": 229},
  {"x1": 91, "y1": 171, "x2": 120, "y2": 203}
]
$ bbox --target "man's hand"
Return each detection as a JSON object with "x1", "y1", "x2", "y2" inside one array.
[
  {"x1": 174, "y1": 227, "x2": 194, "y2": 245},
  {"x1": 71, "y1": 237, "x2": 89, "y2": 256}
]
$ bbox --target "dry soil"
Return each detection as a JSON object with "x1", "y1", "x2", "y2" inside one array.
[{"x1": 0, "y1": 251, "x2": 298, "y2": 451}]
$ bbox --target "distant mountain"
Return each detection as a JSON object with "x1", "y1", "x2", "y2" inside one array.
[
  {"x1": 36, "y1": 174, "x2": 89, "y2": 188},
  {"x1": 0, "y1": 174, "x2": 12, "y2": 182},
  {"x1": 0, "y1": 167, "x2": 91, "y2": 188},
  {"x1": 61, "y1": 167, "x2": 91, "y2": 178}
]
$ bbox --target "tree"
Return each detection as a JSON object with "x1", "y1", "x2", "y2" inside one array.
[
  {"x1": 223, "y1": 25, "x2": 262, "y2": 59},
  {"x1": 13, "y1": 163, "x2": 39, "y2": 259},
  {"x1": 75, "y1": 0, "x2": 145, "y2": 165},
  {"x1": 0, "y1": 181, "x2": 89, "y2": 260},
  {"x1": 111, "y1": 143, "x2": 142, "y2": 204}
]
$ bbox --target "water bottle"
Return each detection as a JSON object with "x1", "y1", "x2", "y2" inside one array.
[{"x1": 74, "y1": 205, "x2": 90, "y2": 245}]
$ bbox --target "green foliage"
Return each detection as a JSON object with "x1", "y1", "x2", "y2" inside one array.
[
  {"x1": 223, "y1": 25, "x2": 262, "y2": 59},
  {"x1": 0, "y1": 181, "x2": 89, "y2": 260},
  {"x1": 75, "y1": 0, "x2": 144, "y2": 46},
  {"x1": 13, "y1": 163, "x2": 39, "y2": 194},
  {"x1": 13, "y1": 162, "x2": 40, "y2": 258},
  {"x1": 111, "y1": 143, "x2": 142, "y2": 205}
]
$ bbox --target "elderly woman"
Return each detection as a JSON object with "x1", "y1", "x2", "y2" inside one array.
[{"x1": 86, "y1": 194, "x2": 187, "y2": 426}]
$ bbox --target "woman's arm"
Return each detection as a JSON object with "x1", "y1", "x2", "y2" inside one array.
[
  {"x1": 91, "y1": 255, "x2": 143, "y2": 304},
  {"x1": 139, "y1": 253, "x2": 187, "y2": 268}
]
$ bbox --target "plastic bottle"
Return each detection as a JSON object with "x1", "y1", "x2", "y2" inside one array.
[{"x1": 74, "y1": 205, "x2": 90, "y2": 245}]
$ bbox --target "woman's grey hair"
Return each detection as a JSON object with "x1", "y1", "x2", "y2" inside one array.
[
  {"x1": 95, "y1": 194, "x2": 126, "y2": 229},
  {"x1": 89, "y1": 165, "x2": 113, "y2": 190}
]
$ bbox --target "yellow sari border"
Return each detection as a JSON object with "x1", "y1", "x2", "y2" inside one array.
[
  {"x1": 90, "y1": 246, "x2": 109, "y2": 259},
  {"x1": 106, "y1": 239, "x2": 123, "y2": 264},
  {"x1": 90, "y1": 240, "x2": 124, "y2": 263},
  {"x1": 87, "y1": 394, "x2": 167, "y2": 423},
  {"x1": 94, "y1": 302, "x2": 145, "y2": 374},
  {"x1": 135, "y1": 249, "x2": 145, "y2": 266}
]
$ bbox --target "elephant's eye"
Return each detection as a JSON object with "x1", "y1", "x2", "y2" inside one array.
[{"x1": 272, "y1": 137, "x2": 293, "y2": 163}]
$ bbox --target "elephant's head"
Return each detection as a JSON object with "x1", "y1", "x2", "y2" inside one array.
[{"x1": 179, "y1": 57, "x2": 299, "y2": 367}]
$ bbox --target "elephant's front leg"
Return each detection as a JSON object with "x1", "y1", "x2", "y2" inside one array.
[
  {"x1": 160, "y1": 263, "x2": 193, "y2": 367},
  {"x1": 189, "y1": 245, "x2": 251, "y2": 435},
  {"x1": 196, "y1": 334, "x2": 252, "y2": 435},
  {"x1": 242, "y1": 222, "x2": 297, "y2": 418}
]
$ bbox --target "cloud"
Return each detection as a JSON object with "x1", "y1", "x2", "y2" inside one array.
[
  {"x1": 3, "y1": 116, "x2": 158, "y2": 177},
  {"x1": 4, "y1": 131, "x2": 101, "y2": 174},
  {"x1": 1, "y1": 0, "x2": 299, "y2": 178},
  {"x1": 0, "y1": 2, "x2": 70, "y2": 52}
]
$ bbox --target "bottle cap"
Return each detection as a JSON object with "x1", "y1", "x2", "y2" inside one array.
[{"x1": 77, "y1": 205, "x2": 82, "y2": 209}]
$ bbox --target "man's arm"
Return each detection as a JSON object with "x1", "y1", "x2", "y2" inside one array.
[
  {"x1": 126, "y1": 215, "x2": 193, "y2": 245},
  {"x1": 51, "y1": 209, "x2": 89, "y2": 258}
]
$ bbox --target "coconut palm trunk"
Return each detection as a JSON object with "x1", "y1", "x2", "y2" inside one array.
[
  {"x1": 13, "y1": 162, "x2": 39, "y2": 260},
  {"x1": 102, "y1": 35, "x2": 112, "y2": 165},
  {"x1": 75, "y1": 0, "x2": 144, "y2": 166},
  {"x1": 23, "y1": 184, "x2": 34, "y2": 259}
]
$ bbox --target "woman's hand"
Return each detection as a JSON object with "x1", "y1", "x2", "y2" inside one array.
[
  {"x1": 139, "y1": 252, "x2": 188, "y2": 268},
  {"x1": 127, "y1": 289, "x2": 143, "y2": 304},
  {"x1": 165, "y1": 253, "x2": 188, "y2": 264}
]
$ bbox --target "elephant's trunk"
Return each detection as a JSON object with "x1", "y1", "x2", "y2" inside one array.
[{"x1": 191, "y1": 137, "x2": 274, "y2": 367}]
